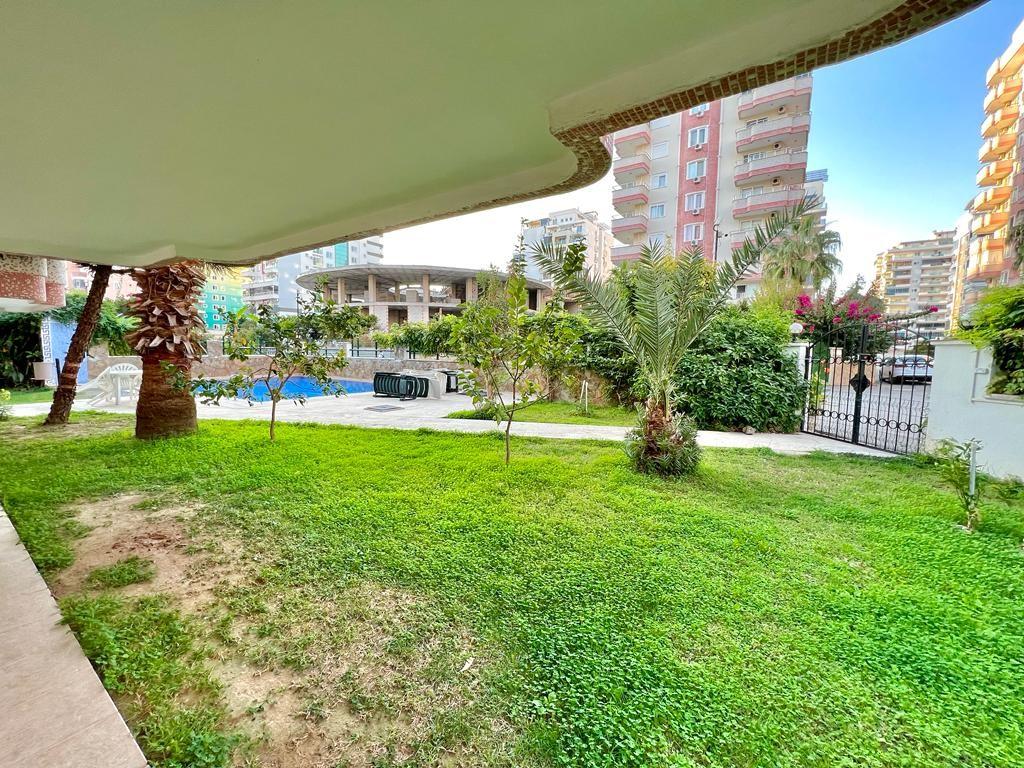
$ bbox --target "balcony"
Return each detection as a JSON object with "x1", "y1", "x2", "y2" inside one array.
[
  {"x1": 735, "y1": 150, "x2": 807, "y2": 185},
  {"x1": 612, "y1": 152, "x2": 650, "y2": 183},
  {"x1": 976, "y1": 159, "x2": 1013, "y2": 187},
  {"x1": 735, "y1": 113, "x2": 810, "y2": 152},
  {"x1": 978, "y1": 134, "x2": 1016, "y2": 162},
  {"x1": 972, "y1": 210, "x2": 1009, "y2": 235},
  {"x1": 973, "y1": 185, "x2": 1012, "y2": 211},
  {"x1": 737, "y1": 75, "x2": 812, "y2": 118},
  {"x1": 986, "y1": 43, "x2": 1024, "y2": 87},
  {"x1": 611, "y1": 243, "x2": 643, "y2": 262},
  {"x1": 613, "y1": 126, "x2": 651, "y2": 156},
  {"x1": 731, "y1": 186, "x2": 805, "y2": 219},
  {"x1": 611, "y1": 213, "x2": 649, "y2": 238},
  {"x1": 612, "y1": 183, "x2": 650, "y2": 214},
  {"x1": 981, "y1": 105, "x2": 1019, "y2": 138},
  {"x1": 984, "y1": 75, "x2": 1022, "y2": 113}
]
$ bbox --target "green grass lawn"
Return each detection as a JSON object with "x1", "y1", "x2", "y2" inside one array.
[
  {"x1": 448, "y1": 399, "x2": 638, "y2": 427},
  {"x1": 3, "y1": 386, "x2": 54, "y2": 405},
  {"x1": 1, "y1": 414, "x2": 1023, "y2": 767}
]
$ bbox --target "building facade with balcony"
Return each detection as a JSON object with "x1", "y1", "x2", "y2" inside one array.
[
  {"x1": 609, "y1": 74, "x2": 825, "y2": 299},
  {"x1": 519, "y1": 209, "x2": 614, "y2": 283},
  {"x1": 873, "y1": 230, "x2": 956, "y2": 336},
  {"x1": 242, "y1": 237, "x2": 383, "y2": 315},
  {"x1": 957, "y1": 18, "x2": 1024, "y2": 318},
  {"x1": 296, "y1": 265, "x2": 551, "y2": 330}
]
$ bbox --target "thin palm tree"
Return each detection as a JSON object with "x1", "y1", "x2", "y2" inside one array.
[
  {"x1": 763, "y1": 216, "x2": 842, "y2": 291},
  {"x1": 533, "y1": 200, "x2": 809, "y2": 471},
  {"x1": 126, "y1": 261, "x2": 206, "y2": 439}
]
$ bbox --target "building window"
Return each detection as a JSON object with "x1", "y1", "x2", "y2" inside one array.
[
  {"x1": 649, "y1": 233, "x2": 666, "y2": 246},
  {"x1": 687, "y1": 126, "x2": 708, "y2": 147},
  {"x1": 651, "y1": 141, "x2": 669, "y2": 159},
  {"x1": 651, "y1": 173, "x2": 668, "y2": 189},
  {"x1": 650, "y1": 116, "x2": 672, "y2": 129},
  {"x1": 736, "y1": 285, "x2": 747, "y2": 296},
  {"x1": 684, "y1": 191, "x2": 705, "y2": 212},
  {"x1": 682, "y1": 223, "x2": 704, "y2": 242},
  {"x1": 689, "y1": 103, "x2": 708, "y2": 116},
  {"x1": 649, "y1": 204, "x2": 665, "y2": 219},
  {"x1": 685, "y1": 159, "x2": 706, "y2": 180}
]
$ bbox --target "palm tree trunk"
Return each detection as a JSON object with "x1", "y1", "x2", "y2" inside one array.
[
  {"x1": 44, "y1": 264, "x2": 112, "y2": 425},
  {"x1": 135, "y1": 350, "x2": 197, "y2": 439}
]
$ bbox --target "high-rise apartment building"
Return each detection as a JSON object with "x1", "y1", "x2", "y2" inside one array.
[
  {"x1": 873, "y1": 230, "x2": 956, "y2": 336},
  {"x1": 243, "y1": 237, "x2": 383, "y2": 315},
  {"x1": 610, "y1": 74, "x2": 826, "y2": 299},
  {"x1": 200, "y1": 269, "x2": 245, "y2": 332},
  {"x1": 520, "y1": 209, "x2": 615, "y2": 283},
  {"x1": 959, "y1": 18, "x2": 1024, "y2": 317}
]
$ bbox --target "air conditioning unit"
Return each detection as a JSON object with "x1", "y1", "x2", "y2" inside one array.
[
  {"x1": 690, "y1": 208, "x2": 703, "y2": 215},
  {"x1": 693, "y1": 144, "x2": 705, "y2": 150},
  {"x1": 771, "y1": 177, "x2": 781, "y2": 185},
  {"x1": 773, "y1": 142, "x2": 782, "y2": 150},
  {"x1": 689, "y1": 240, "x2": 701, "y2": 246},
  {"x1": 777, "y1": 106, "x2": 786, "y2": 114}
]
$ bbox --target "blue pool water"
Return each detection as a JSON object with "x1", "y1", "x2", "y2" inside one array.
[{"x1": 244, "y1": 376, "x2": 373, "y2": 402}]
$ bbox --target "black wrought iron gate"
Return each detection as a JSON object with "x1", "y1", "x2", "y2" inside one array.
[{"x1": 801, "y1": 316, "x2": 934, "y2": 454}]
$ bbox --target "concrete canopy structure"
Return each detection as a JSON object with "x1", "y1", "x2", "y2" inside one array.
[
  {"x1": 297, "y1": 264, "x2": 550, "y2": 330},
  {"x1": 0, "y1": 1, "x2": 982, "y2": 277}
]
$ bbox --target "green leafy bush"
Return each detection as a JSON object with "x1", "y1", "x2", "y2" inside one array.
[
  {"x1": 674, "y1": 305, "x2": 807, "y2": 432},
  {"x1": 0, "y1": 388, "x2": 10, "y2": 420},
  {"x1": 957, "y1": 285, "x2": 1024, "y2": 395}
]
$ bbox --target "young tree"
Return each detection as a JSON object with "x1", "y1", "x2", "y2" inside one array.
[
  {"x1": 44, "y1": 264, "x2": 113, "y2": 425},
  {"x1": 126, "y1": 262, "x2": 206, "y2": 439},
  {"x1": 455, "y1": 262, "x2": 577, "y2": 465},
  {"x1": 533, "y1": 203, "x2": 808, "y2": 475},
  {"x1": 187, "y1": 289, "x2": 375, "y2": 440}
]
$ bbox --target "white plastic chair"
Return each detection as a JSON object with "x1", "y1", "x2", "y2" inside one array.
[{"x1": 85, "y1": 364, "x2": 142, "y2": 405}]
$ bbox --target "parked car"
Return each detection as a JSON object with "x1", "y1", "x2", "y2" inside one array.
[{"x1": 879, "y1": 355, "x2": 933, "y2": 384}]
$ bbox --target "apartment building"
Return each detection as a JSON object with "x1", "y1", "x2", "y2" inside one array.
[
  {"x1": 201, "y1": 269, "x2": 245, "y2": 332},
  {"x1": 243, "y1": 237, "x2": 383, "y2": 315},
  {"x1": 873, "y1": 230, "x2": 956, "y2": 336},
  {"x1": 520, "y1": 208, "x2": 615, "y2": 283},
  {"x1": 959, "y1": 18, "x2": 1024, "y2": 317},
  {"x1": 609, "y1": 74, "x2": 826, "y2": 298}
]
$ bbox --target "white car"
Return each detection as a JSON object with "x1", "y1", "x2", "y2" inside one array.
[{"x1": 879, "y1": 355, "x2": 933, "y2": 384}]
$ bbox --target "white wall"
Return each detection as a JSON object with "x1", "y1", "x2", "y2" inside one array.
[{"x1": 926, "y1": 340, "x2": 1024, "y2": 479}]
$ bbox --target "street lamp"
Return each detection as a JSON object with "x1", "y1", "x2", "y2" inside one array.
[{"x1": 789, "y1": 321, "x2": 804, "y2": 341}]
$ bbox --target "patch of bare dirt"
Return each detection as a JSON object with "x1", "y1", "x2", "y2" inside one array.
[{"x1": 51, "y1": 493, "x2": 242, "y2": 610}]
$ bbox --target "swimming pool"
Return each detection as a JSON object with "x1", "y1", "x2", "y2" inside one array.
[{"x1": 244, "y1": 376, "x2": 373, "y2": 402}]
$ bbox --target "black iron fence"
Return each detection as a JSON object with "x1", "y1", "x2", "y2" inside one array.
[{"x1": 802, "y1": 316, "x2": 935, "y2": 454}]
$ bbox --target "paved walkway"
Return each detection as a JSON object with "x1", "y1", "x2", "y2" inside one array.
[
  {"x1": 12, "y1": 391, "x2": 889, "y2": 457},
  {"x1": 0, "y1": 504, "x2": 147, "y2": 768}
]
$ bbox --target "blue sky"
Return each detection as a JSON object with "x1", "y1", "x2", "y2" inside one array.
[
  {"x1": 385, "y1": 1, "x2": 1023, "y2": 286},
  {"x1": 808, "y1": 0, "x2": 1023, "y2": 284}
]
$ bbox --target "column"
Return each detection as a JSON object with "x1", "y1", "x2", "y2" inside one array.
[
  {"x1": 422, "y1": 273, "x2": 431, "y2": 304},
  {"x1": 336, "y1": 278, "x2": 347, "y2": 303},
  {"x1": 466, "y1": 276, "x2": 477, "y2": 302},
  {"x1": 367, "y1": 273, "x2": 377, "y2": 303}
]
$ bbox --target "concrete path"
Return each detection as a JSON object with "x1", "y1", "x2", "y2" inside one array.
[
  {"x1": 0, "y1": 504, "x2": 147, "y2": 768},
  {"x1": 11, "y1": 391, "x2": 889, "y2": 457}
]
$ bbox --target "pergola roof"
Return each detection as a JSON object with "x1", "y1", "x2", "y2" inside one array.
[
  {"x1": 0, "y1": 1, "x2": 980, "y2": 267},
  {"x1": 296, "y1": 264, "x2": 549, "y2": 293}
]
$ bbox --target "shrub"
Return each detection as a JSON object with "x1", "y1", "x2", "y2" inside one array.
[
  {"x1": 0, "y1": 388, "x2": 9, "y2": 420},
  {"x1": 674, "y1": 305, "x2": 807, "y2": 432},
  {"x1": 957, "y1": 285, "x2": 1024, "y2": 395},
  {"x1": 624, "y1": 406, "x2": 701, "y2": 477}
]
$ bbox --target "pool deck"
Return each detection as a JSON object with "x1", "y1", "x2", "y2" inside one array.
[{"x1": 10, "y1": 391, "x2": 889, "y2": 457}]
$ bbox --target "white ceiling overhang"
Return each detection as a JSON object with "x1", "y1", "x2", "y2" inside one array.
[{"x1": 0, "y1": 1, "x2": 983, "y2": 267}]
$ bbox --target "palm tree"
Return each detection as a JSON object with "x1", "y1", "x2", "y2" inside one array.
[
  {"x1": 126, "y1": 261, "x2": 206, "y2": 439},
  {"x1": 533, "y1": 200, "x2": 808, "y2": 472},
  {"x1": 763, "y1": 216, "x2": 842, "y2": 291}
]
